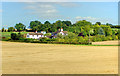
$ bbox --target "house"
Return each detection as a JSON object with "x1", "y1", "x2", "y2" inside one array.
[
  {"x1": 40, "y1": 31, "x2": 46, "y2": 34},
  {"x1": 26, "y1": 31, "x2": 44, "y2": 39},
  {"x1": 52, "y1": 28, "x2": 68, "y2": 36}
]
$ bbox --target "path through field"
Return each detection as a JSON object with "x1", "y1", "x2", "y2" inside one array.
[{"x1": 2, "y1": 41, "x2": 118, "y2": 74}]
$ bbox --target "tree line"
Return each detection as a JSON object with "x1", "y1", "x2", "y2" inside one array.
[
  {"x1": 2, "y1": 20, "x2": 120, "y2": 44},
  {"x1": 2, "y1": 20, "x2": 120, "y2": 36}
]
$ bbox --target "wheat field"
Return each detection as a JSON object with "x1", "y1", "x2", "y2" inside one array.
[{"x1": 2, "y1": 41, "x2": 118, "y2": 74}]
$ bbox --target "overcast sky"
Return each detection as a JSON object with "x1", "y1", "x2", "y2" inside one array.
[{"x1": 1, "y1": 2, "x2": 118, "y2": 29}]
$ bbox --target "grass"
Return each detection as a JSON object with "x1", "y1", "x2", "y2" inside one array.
[{"x1": 1, "y1": 32, "x2": 28, "y2": 38}]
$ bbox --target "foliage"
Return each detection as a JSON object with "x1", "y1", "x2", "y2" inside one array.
[
  {"x1": 15, "y1": 23, "x2": 26, "y2": 32},
  {"x1": 95, "y1": 22, "x2": 101, "y2": 25},
  {"x1": 8, "y1": 27, "x2": 15, "y2": 32},
  {"x1": 44, "y1": 33, "x2": 52, "y2": 37},
  {"x1": 2, "y1": 27, "x2": 5, "y2": 32},
  {"x1": 2, "y1": 20, "x2": 120, "y2": 44},
  {"x1": 11, "y1": 33, "x2": 23, "y2": 40}
]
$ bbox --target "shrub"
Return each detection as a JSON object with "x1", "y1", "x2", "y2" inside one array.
[
  {"x1": 106, "y1": 36, "x2": 112, "y2": 40},
  {"x1": 78, "y1": 37, "x2": 85, "y2": 43},
  {"x1": 11, "y1": 33, "x2": 18, "y2": 40},
  {"x1": 11, "y1": 33, "x2": 23, "y2": 40}
]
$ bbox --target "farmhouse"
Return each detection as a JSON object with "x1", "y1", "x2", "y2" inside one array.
[
  {"x1": 52, "y1": 28, "x2": 68, "y2": 36},
  {"x1": 26, "y1": 31, "x2": 44, "y2": 39}
]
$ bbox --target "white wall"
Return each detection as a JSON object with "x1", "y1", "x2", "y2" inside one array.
[{"x1": 26, "y1": 34, "x2": 44, "y2": 39}]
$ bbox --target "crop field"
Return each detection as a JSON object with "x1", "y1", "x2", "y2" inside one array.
[{"x1": 2, "y1": 41, "x2": 118, "y2": 74}]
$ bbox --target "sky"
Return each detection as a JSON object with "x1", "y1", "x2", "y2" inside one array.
[{"x1": 1, "y1": 2, "x2": 118, "y2": 29}]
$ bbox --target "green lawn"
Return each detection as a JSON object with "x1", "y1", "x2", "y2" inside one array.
[{"x1": 1, "y1": 32, "x2": 29, "y2": 38}]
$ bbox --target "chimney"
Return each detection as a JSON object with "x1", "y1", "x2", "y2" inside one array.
[
  {"x1": 35, "y1": 30, "x2": 37, "y2": 33},
  {"x1": 61, "y1": 28, "x2": 63, "y2": 32}
]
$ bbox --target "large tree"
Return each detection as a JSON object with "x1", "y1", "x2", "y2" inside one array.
[
  {"x1": 62, "y1": 21, "x2": 72, "y2": 26},
  {"x1": 95, "y1": 22, "x2": 101, "y2": 25},
  {"x1": 8, "y1": 27, "x2": 15, "y2": 32},
  {"x1": 75, "y1": 20, "x2": 92, "y2": 27},
  {"x1": 30, "y1": 21, "x2": 42, "y2": 31},
  {"x1": 15, "y1": 23, "x2": 26, "y2": 32},
  {"x1": 43, "y1": 21, "x2": 51, "y2": 32}
]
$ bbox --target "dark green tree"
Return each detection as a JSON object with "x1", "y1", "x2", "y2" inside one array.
[
  {"x1": 95, "y1": 22, "x2": 101, "y2": 25},
  {"x1": 30, "y1": 21, "x2": 42, "y2": 31},
  {"x1": 2, "y1": 27, "x2": 5, "y2": 32},
  {"x1": 15, "y1": 23, "x2": 26, "y2": 32},
  {"x1": 8, "y1": 27, "x2": 15, "y2": 32}
]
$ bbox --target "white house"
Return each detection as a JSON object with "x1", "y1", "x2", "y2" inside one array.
[
  {"x1": 52, "y1": 28, "x2": 68, "y2": 38},
  {"x1": 40, "y1": 31, "x2": 46, "y2": 34},
  {"x1": 26, "y1": 31, "x2": 44, "y2": 39}
]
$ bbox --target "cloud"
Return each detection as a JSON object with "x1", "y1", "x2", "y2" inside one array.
[
  {"x1": 24, "y1": 2, "x2": 79, "y2": 20},
  {"x1": 75, "y1": 16, "x2": 116, "y2": 24},
  {"x1": 55, "y1": 2, "x2": 79, "y2": 7},
  {"x1": 24, "y1": 3, "x2": 58, "y2": 15}
]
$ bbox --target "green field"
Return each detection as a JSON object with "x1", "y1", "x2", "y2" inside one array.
[{"x1": 1, "y1": 32, "x2": 28, "y2": 38}]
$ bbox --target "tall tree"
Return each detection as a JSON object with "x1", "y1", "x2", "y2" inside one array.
[
  {"x1": 30, "y1": 21, "x2": 42, "y2": 31},
  {"x1": 95, "y1": 22, "x2": 101, "y2": 25},
  {"x1": 62, "y1": 21, "x2": 72, "y2": 26},
  {"x1": 15, "y1": 23, "x2": 26, "y2": 33},
  {"x1": 44, "y1": 21, "x2": 51, "y2": 32},
  {"x1": 75, "y1": 20, "x2": 92, "y2": 27}
]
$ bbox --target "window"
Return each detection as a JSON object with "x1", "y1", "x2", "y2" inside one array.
[{"x1": 27, "y1": 35, "x2": 29, "y2": 37}]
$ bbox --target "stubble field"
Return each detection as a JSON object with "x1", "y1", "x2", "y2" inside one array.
[{"x1": 2, "y1": 41, "x2": 118, "y2": 74}]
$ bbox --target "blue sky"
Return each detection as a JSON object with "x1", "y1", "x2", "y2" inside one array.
[{"x1": 1, "y1": 2, "x2": 118, "y2": 29}]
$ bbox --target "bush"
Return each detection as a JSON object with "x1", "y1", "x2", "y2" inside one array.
[
  {"x1": 112, "y1": 35, "x2": 118, "y2": 40},
  {"x1": 11, "y1": 33, "x2": 17, "y2": 40},
  {"x1": 106, "y1": 36, "x2": 112, "y2": 40},
  {"x1": 11, "y1": 33, "x2": 23, "y2": 40}
]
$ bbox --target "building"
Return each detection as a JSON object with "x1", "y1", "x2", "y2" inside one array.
[
  {"x1": 26, "y1": 31, "x2": 44, "y2": 39},
  {"x1": 52, "y1": 28, "x2": 68, "y2": 38},
  {"x1": 40, "y1": 31, "x2": 46, "y2": 34}
]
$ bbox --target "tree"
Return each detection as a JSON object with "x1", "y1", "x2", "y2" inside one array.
[
  {"x1": 95, "y1": 22, "x2": 101, "y2": 25},
  {"x1": 101, "y1": 25, "x2": 112, "y2": 36},
  {"x1": 54, "y1": 20, "x2": 63, "y2": 29},
  {"x1": 75, "y1": 20, "x2": 92, "y2": 27},
  {"x1": 30, "y1": 21, "x2": 42, "y2": 31},
  {"x1": 44, "y1": 21, "x2": 51, "y2": 25},
  {"x1": 15, "y1": 23, "x2": 26, "y2": 32},
  {"x1": 106, "y1": 23, "x2": 112, "y2": 27},
  {"x1": 8, "y1": 27, "x2": 15, "y2": 32},
  {"x1": 2, "y1": 27, "x2": 5, "y2": 32},
  {"x1": 62, "y1": 21, "x2": 72, "y2": 26},
  {"x1": 93, "y1": 24, "x2": 100, "y2": 35},
  {"x1": 98, "y1": 27, "x2": 105, "y2": 35},
  {"x1": 44, "y1": 21, "x2": 51, "y2": 32}
]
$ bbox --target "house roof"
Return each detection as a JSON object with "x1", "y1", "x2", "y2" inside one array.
[
  {"x1": 62, "y1": 31, "x2": 68, "y2": 34},
  {"x1": 28, "y1": 33, "x2": 43, "y2": 35}
]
